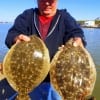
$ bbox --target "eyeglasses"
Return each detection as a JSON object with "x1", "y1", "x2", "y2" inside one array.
[{"x1": 38, "y1": 0, "x2": 57, "y2": 2}]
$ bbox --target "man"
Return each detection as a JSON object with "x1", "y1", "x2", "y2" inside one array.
[{"x1": 2, "y1": 0, "x2": 86, "y2": 99}]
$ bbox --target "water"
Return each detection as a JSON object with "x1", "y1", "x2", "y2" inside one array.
[
  {"x1": 0, "y1": 23, "x2": 12, "y2": 61},
  {"x1": 0, "y1": 24, "x2": 100, "y2": 99},
  {"x1": 83, "y1": 28, "x2": 100, "y2": 67}
]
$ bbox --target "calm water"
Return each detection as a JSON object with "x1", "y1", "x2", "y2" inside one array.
[
  {"x1": 0, "y1": 23, "x2": 100, "y2": 99},
  {"x1": 83, "y1": 28, "x2": 100, "y2": 67},
  {"x1": 0, "y1": 23, "x2": 11, "y2": 61}
]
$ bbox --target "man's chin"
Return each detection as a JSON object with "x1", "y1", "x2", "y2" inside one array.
[{"x1": 42, "y1": 12, "x2": 51, "y2": 16}]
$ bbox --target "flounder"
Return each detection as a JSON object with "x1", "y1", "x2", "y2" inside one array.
[
  {"x1": 50, "y1": 39, "x2": 96, "y2": 100},
  {"x1": 3, "y1": 35, "x2": 50, "y2": 100}
]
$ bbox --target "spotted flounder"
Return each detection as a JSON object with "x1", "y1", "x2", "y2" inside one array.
[
  {"x1": 3, "y1": 35, "x2": 50, "y2": 97},
  {"x1": 50, "y1": 39, "x2": 96, "y2": 100}
]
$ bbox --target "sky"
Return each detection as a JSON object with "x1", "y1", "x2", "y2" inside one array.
[{"x1": 0, "y1": 0, "x2": 100, "y2": 22}]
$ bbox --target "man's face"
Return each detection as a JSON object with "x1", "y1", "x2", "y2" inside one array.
[{"x1": 37, "y1": 0, "x2": 57, "y2": 17}]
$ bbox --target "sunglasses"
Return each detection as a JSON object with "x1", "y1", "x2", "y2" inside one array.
[{"x1": 38, "y1": 0, "x2": 57, "y2": 2}]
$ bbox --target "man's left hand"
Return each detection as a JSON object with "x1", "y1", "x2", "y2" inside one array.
[{"x1": 73, "y1": 37, "x2": 84, "y2": 47}]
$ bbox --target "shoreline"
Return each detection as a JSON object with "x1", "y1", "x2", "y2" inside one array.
[{"x1": 81, "y1": 26, "x2": 100, "y2": 28}]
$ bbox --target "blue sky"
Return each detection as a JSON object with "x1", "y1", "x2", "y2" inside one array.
[{"x1": 0, "y1": 0, "x2": 100, "y2": 22}]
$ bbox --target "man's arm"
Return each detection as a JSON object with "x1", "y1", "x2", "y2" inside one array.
[
  {"x1": 5, "y1": 9, "x2": 31, "y2": 48},
  {"x1": 62, "y1": 9, "x2": 87, "y2": 47}
]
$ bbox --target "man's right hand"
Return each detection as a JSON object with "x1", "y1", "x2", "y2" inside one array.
[{"x1": 14, "y1": 34, "x2": 30, "y2": 43}]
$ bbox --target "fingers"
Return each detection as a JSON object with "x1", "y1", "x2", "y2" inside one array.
[
  {"x1": 14, "y1": 34, "x2": 30, "y2": 43},
  {"x1": 73, "y1": 37, "x2": 84, "y2": 47},
  {"x1": 18, "y1": 34, "x2": 30, "y2": 41},
  {"x1": 58, "y1": 45, "x2": 64, "y2": 50}
]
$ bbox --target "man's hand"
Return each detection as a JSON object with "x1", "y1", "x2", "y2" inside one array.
[
  {"x1": 14, "y1": 34, "x2": 30, "y2": 43},
  {"x1": 58, "y1": 37, "x2": 83, "y2": 51},
  {"x1": 73, "y1": 37, "x2": 84, "y2": 47}
]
